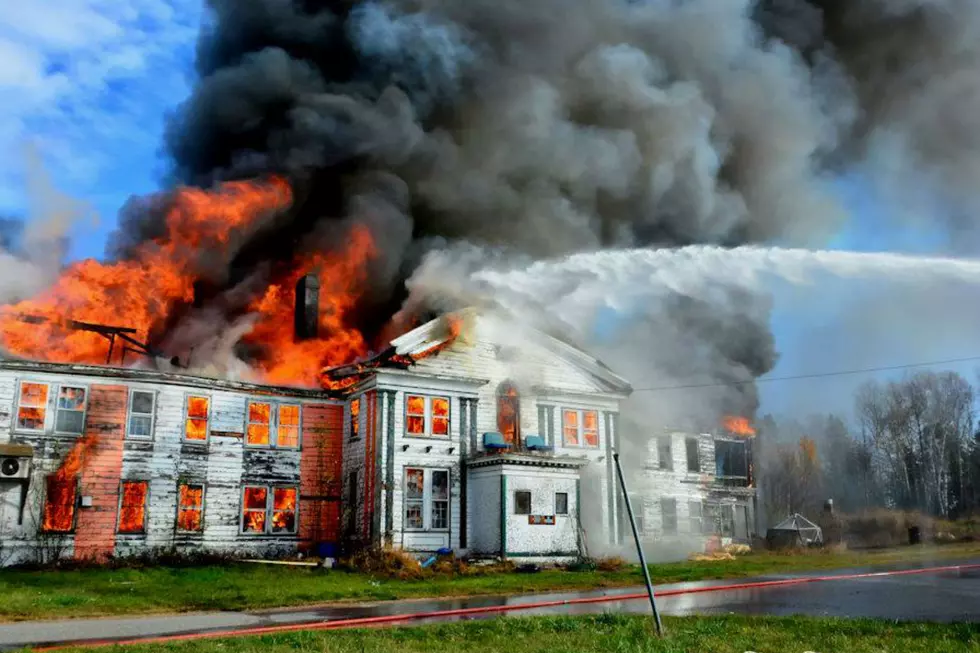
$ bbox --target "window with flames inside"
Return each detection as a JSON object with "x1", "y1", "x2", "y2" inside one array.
[
  {"x1": 178, "y1": 483, "x2": 204, "y2": 532},
  {"x1": 241, "y1": 486, "x2": 298, "y2": 535},
  {"x1": 118, "y1": 481, "x2": 148, "y2": 534},
  {"x1": 247, "y1": 402, "x2": 300, "y2": 448},
  {"x1": 405, "y1": 395, "x2": 449, "y2": 437},
  {"x1": 185, "y1": 395, "x2": 209, "y2": 441},
  {"x1": 562, "y1": 409, "x2": 599, "y2": 448}
]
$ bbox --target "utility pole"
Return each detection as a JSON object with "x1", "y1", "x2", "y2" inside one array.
[{"x1": 613, "y1": 452, "x2": 664, "y2": 637}]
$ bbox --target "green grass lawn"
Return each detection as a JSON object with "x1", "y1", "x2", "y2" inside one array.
[
  {"x1": 1, "y1": 542, "x2": 979, "y2": 622},
  {"x1": 38, "y1": 615, "x2": 980, "y2": 653}
]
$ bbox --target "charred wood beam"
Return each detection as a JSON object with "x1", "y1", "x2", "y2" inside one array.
[{"x1": 15, "y1": 314, "x2": 162, "y2": 362}]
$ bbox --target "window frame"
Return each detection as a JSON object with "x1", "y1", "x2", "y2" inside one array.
[
  {"x1": 685, "y1": 437, "x2": 701, "y2": 473},
  {"x1": 349, "y1": 397, "x2": 361, "y2": 440},
  {"x1": 183, "y1": 393, "x2": 211, "y2": 443},
  {"x1": 688, "y1": 500, "x2": 703, "y2": 534},
  {"x1": 244, "y1": 400, "x2": 302, "y2": 449},
  {"x1": 661, "y1": 497, "x2": 678, "y2": 535},
  {"x1": 560, "y1": 408, "x2": 600, "y2": 449},
  {"x1": 15, "y1": 380, "x2": 51, "y2": 434},
  {"x1": 53, "y1": 385, "x2": 89, "y2": 436},
  {"x1": 41, "y1": 474, "x2": 78, "y2": 534},
  {"x1": 239, "y1": 484, "x2": 300, "y2": 536},
  {"x1": 403, "y1": 394, "x2": 452, "y2": 439},
  {"x1": 176, "y1": 482, "x2": 206, "y2": 533},
  {"x1": 402, "y1": 467, "x2": 451, "y2": 532},
  {"x1": 555, "y1": 492, "x2": 569, "y2": 516},
  {"x1": 126, "y1": 389, "x2": 157, "y2": 440},
  {"x1": 657, "y1": 434, "x2": 673, "y2": 471},
  {"x1": 514, "y1": 490, "x2": 532, "y2": 515},
  {"x1": 715, "y1": 438, "x2": 749, "y2": 479},
  {"x1": 117, "y1": 480, "x2": 149, "y2": 535}
]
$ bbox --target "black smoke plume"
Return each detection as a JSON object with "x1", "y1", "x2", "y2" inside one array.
[{"x1": 106, "y1": 0, "x2": 980, "y2": 421}]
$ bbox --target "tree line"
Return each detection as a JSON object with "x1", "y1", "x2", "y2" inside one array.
[{"x1": 757, "y1": 370, "x2": 980, "y2": 524}]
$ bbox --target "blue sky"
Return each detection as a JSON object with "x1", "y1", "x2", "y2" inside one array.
[{"x1": 2, "y1": 2, "x2": 971, "y2": 424}]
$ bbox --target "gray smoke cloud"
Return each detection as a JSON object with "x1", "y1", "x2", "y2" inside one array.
[{"x1": 127, "y1": 0, "x2": 980, "y2": 429}]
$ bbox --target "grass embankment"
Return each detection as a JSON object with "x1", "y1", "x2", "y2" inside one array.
[
  {"x1": 2, "y1": 542, "x2": 979, "y2": 622},
  {"x1": 36, "y1": 615, "x2": 980, "y2": 653}
]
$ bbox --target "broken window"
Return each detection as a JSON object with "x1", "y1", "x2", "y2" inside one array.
[
  {"x1": 128, "y1": 390, "x2": 155, "y2": 438},
  {"x1": 562, "y1": 409, "x2": 600, "y2": 448},
  {"x1": 688, "y1": 501, "x2": 703, "y2": 534},
  {"x1": 686, "y1": 437, "x2": 701, "y2": 473},
  {"x1": 278, "y1": 405, "x2": 300, "y2": 448},
  {"x1": 272, "y1": 487, "x2": 297, "y2": 533},
  {"x1": 118, "y1": 481, "x2": 148, "y2": 534},
  {"x1": 349, "y1": 397, "x2": 360, "y2": 439},
  {"x1": 514, "y1": 490, "x2": 531, "y2": 515},
  {"x1": 42, "y1": 475, "x2": 76, "y2": 533},
  {"x1": 657, "y1": 435, "x2": 673, "y2": 470},
  {"x1": 555, "y1": 492, "x2": 569, "y2": 515},
  {"x1": 17, "y1": 381, "x2": 48, "y2": 431},
  {"x1": 404, "y1": 468, "x2": 450, "y2": 531},
  {"x1": 55, "y1": 386, "x2": 87, "y2": 434},
  {"x1": 715, "y1": 440, "x2": 748, "y2": 479},
  {"x1": 247, "y1": 401, "x2": 271, "y2": 446},
  {"x1": 661, "y1": 498, "x2": 678, "y2": 534},
  {"x1": 177, "y1": 483, "x2": 204, "y2": 532},
  {"x1": 184, "y1": 395, "x2": 209, "y2": 441},
  {"x1": 496, "y1": 382, "x2": 520, "y2": 444},
  {"x1": 242, "y1": 486, "x2": 268, "y2": 534},
  {"x1": 405, "y1": 395, "x2": 450, "y2": 437}
]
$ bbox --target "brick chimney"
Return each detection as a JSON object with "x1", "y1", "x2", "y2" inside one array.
[{"x1": 294, "y1": 274, "x2": 319, "y2": 341}]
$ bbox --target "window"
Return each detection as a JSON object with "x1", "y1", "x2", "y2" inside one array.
[
  {"x1": 240, "y1": 485, "x2": 299, "y2": 534},
  {"x1": 42, "y1": 475, "x2": 76, "y2": 532},
  {"x1": 128, "y1": 390, "x2": 155, "y2": 438},
  {"x1": 177, "y1": 483, "x2": 204, "y2": 532},
  {"x1": 17, "y1": 381, "x2": 48, "y2": 431},
  {"x1": 118, "y1": 481, "x2": 148, "y2": 534},
  {"x1": 715, "y1": 440, "x2": 748, "y2": 478},
  {"x1": 496, "y1": 382, "x2": 520, "y2": 444},
  {"x1": 555, "y1": 492, "x2": 569, "y2": 515},
  {"x1": 247, "y1": 401, "x2": 271, "y2": 446},
  {"x1": 242, "y1": 486, "x2": 268, "y2": 533},
  {"x1": 657, "y1": 435, "x2": 673, "y2": 470},
  {"x1": 703, "y1": 502, "x2": 719, "y2": 535},
  {"x1": 185, "y1": 395, "x2": 209, "y2": 441},
  {"x1": 278, "y1": 405, "x2": 300, "y2": 448},
  {"x1": 514, "y1": 490, "x2": 531, "y2": 515},
  {"x1": 628, "y1": 494, "x2": 645, "y2": 534},
  {"x1": 405, "y1": 395, "x2": 450, "y2": 437},
  {"x1": 661, "y1": 498, "x2": 678, "y2": 534},
  {"x1": 404, "y1": 468, "x2": 450, "y2": 531},
  {"x1": 562, "y1": 409, "x2": 600, "y2": 448},
  {"x1": 349, "y1": 397, "x2": 360, "y2": 439},
  {"x1": 14, "y1": 382, "x2": 87, "y2": 434},
  {"x1": 686, "y1": 437, "x2": 700, "y2": 473},
  {"x1": 689, "y1": 501, "x2": 703, "y2": 534},
  {"x1": 245, "y1": 401, "x2": 301, "y2": 448},
  {"x1": 721, "y1": 504, "x2": 735, "y2": 537}
]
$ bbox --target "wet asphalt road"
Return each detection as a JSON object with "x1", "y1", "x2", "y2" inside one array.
[{"x1": 2, "y1": 559, "x2": 979, "y2": 649}]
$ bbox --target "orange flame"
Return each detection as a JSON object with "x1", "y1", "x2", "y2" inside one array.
[
  {"x1": 722, "y1": 416, "x2": 756, "y2": 437},
  {"x1": 0, "y1": 178, "x2": 292, "y2": 365},
  {"x1": 244, "y1": 223, "x2": 376, "y2": 386},
  {"x1": 42, "y1": 434, "x2": 97, "y2": 532}
]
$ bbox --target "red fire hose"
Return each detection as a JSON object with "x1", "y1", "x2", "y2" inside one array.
[{"x1": 31, "y1": 562, "x2": 980, "y2": 651}]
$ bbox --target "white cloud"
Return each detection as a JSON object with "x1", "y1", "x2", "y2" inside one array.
[{"x1": 0, "y1": 0, "x2": 202, "y2": 231}]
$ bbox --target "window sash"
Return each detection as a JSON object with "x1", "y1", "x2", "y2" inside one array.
[
  {"x1": 177, "y1": 484, "x2": 205, "y2": 532},
  {"x1": 42, "y1": 476, "x2": 76, "y2": 533},
  {"x1": 661, "y1": 498, "x2": 678, "y2": 534},
  {"x1": 685, "y1": 437, "x2": 701, "y2": 472},
  {"x1": 246, "y1": 401, "x2": 302, "y2": 448},
  {"x1": 688, "y1": 501, "x2": 703, "y2": 534},
  {"x1": 184, "y1": 395, "x2": 210, "y2": 441},
  {"x1": 403, "y1": 468, "x2": 450, "y2": 531},
  {"x1": 17, "y1": 381, "x2": 49, "y2": 432},
  {"x1": 127, "y1": 390, "x2": 156, "y2": 439},
  {"x1": 561, "y1": 409, "x2": 600, "y2": 448},
  {"x1": 54, "y1": 386, "x2": 87, "y2": 435},
  {"x1": 514, "y1": 491, "x2": 531, "y2": 515},
  {"x1": 405, "y1": 395, "x2": 451, "y2": 437},
  {"x1": 555, "y1": 492, "x2": 569, "y2": 515},
  {"x1": 240, "y1": 485, "x2": 299, "y2": 535},
  {"x1": 349, "y1": 398, "x2": 361, "y2": 439},
  {"x1": 247, "y1": 401, "x2": 272, "y2": 446},
  {"x1": 118, "y1": 481, "x2": 148, "y2": 534},
  {"x1": 657, "y1": 435, "x2": 673, "y2": 470}
]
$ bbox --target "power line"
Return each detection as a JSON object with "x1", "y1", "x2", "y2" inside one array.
[{"x1": 631, "y1": 355, "x2": 980, "y2": 393}]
